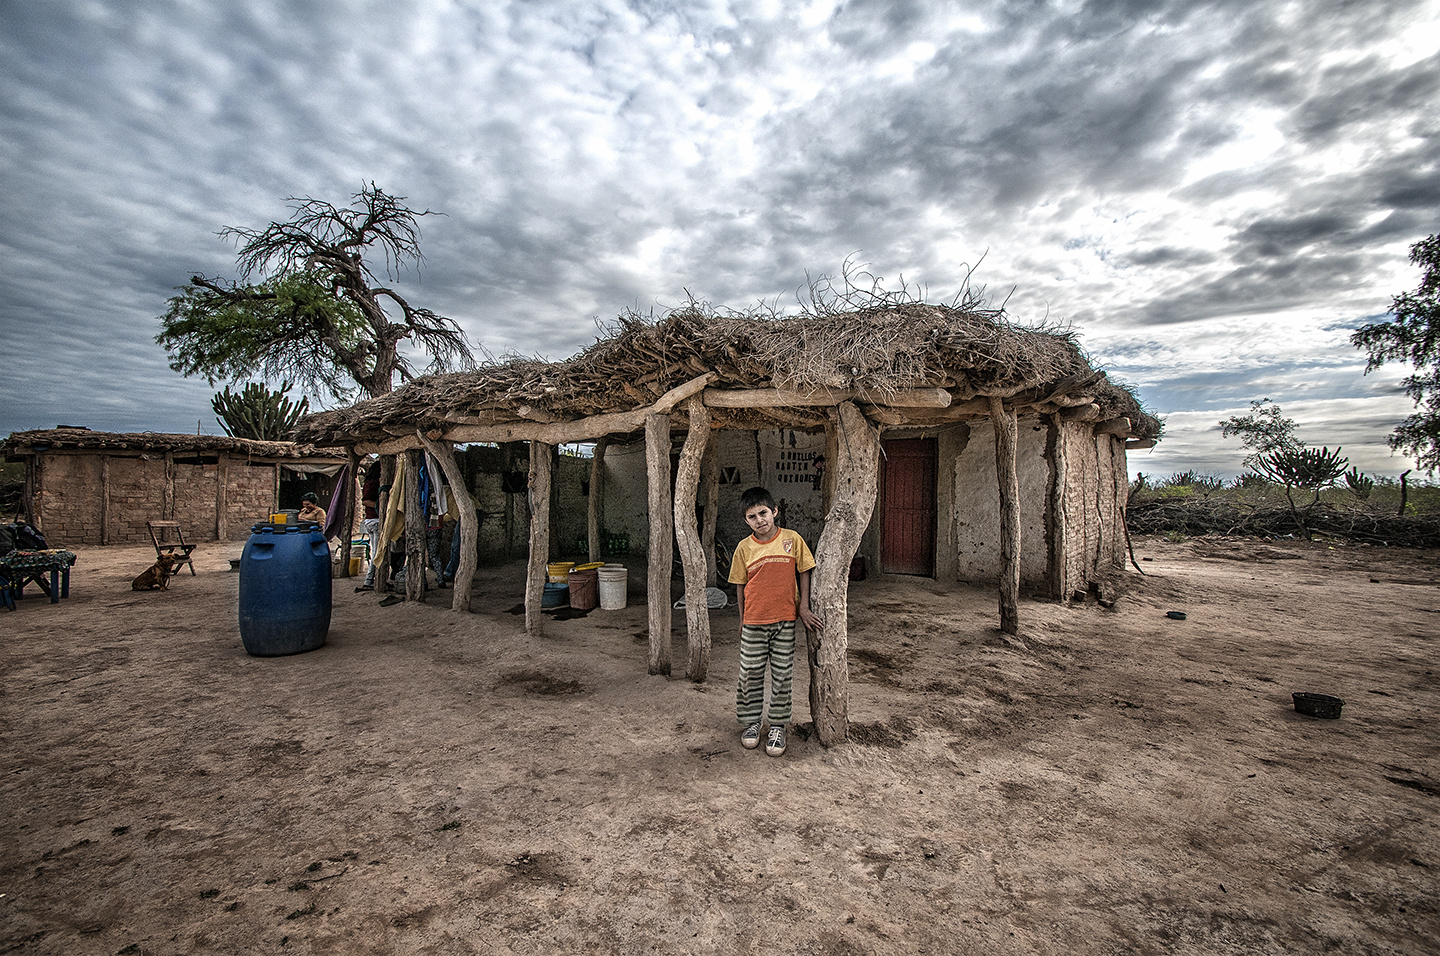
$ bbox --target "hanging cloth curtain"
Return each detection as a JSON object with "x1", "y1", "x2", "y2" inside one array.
[
  {"x1": 381, "y1": 460, "x2": 407, "y2": 548},
  {"x1": 322, "y1": 463, "x2": 350, "y2": 541}
]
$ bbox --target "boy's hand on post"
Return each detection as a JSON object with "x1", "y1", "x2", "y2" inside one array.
[{"x1": 799, "y1": 606, "x2": 823, "y2": 632}]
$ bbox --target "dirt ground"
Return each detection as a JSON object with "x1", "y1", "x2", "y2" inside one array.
[{"x1": 1, "y1": 534, "x2": 1437, "y2": 955}]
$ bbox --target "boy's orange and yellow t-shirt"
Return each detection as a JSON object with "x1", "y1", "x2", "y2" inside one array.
[{"x1": 728, "y1": 528, "x2": 816, "y2": 625}]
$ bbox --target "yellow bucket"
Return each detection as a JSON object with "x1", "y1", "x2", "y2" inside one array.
[
  {"x1": 271, "y1": 512, "x2": 289, "y2": 524},
  {"x1": 547, "y1": 561, "x2": 576, "y2": 584}
]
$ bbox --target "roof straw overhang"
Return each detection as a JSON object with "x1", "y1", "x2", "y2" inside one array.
[{"x1": 293, "y1": 303, "x2": 1161, "y2": 453}]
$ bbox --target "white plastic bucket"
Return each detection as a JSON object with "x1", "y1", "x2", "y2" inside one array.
[{"x1": 597, "y1": 565, "x2": 628, "y2": 610}]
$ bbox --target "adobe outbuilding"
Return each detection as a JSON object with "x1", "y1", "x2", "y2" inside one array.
[{"x1": 2, "y1": 427, "x2": 346, "y2": 545}]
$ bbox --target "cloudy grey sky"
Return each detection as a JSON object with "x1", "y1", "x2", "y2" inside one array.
[{"x1": 3, "y1": 0, "x2": 1437, "y2": 478}]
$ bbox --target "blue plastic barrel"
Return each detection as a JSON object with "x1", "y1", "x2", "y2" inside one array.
[{"x1": 238, "y1": 522, "x2": 332, "y2": 656}]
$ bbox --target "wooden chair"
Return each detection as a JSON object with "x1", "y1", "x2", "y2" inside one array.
[{"x1": 147, "y1": 520, "x2": 197, "y2": 576}]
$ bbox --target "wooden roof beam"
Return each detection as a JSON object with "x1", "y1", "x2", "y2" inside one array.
[{"x1": 702, "y1": 387, "x2": 952, "y2": 408}]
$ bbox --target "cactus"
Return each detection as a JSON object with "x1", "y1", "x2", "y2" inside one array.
[
  {"x1": 1257, "y1": 446, "x2": 1349, "y2": 495},
  {"x1": 212, "y1": 381, "x2": 310, "y2": 441},
  {"x1": 1344, "y1": 466, "x2": 1374, "y2": 501},
  {"x1": 1257, "y1": 445, "x2": 1349, "y2": 538}
]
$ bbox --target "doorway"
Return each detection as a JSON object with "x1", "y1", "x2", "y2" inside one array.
[{"x1": 880, "y1": 438, "x2": 937, "y2": 576}]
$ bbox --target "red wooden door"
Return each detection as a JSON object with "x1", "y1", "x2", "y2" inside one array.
[{"x1": 881, "y1": 438, "x2": 937, "y2": 576}]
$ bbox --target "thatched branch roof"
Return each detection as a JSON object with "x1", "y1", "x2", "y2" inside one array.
[
  {"x1": 293, "y1": 302, "x2": 1160, "y2": 448},
  {"x1": 3, "y1": 426, "x2": 343, "y2": 460}
]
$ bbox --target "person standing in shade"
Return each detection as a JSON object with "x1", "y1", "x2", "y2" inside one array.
[{"x1": 727, "y1": 486, "x2": 823, "y2": 757}]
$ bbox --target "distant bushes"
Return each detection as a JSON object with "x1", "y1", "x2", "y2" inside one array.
[{"x1": 1127, "y1": 471, "x2": 1440, "y2": 547}]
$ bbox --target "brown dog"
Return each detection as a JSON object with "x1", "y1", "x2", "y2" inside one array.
[{"x1": 132, "y1": 553, "x2": 179, "y2": 591}]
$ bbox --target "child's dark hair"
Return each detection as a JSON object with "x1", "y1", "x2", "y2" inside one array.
[{"x1": 739, "y1": 486, "x2": 776, "y2": 512}]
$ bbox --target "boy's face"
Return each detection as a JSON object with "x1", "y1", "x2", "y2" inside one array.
[{"x1": 744, "y1": 503, "x2": 777, "y2": 539}]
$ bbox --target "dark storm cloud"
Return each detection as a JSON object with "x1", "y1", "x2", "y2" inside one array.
[
  {"x1": 1291, "y1": 51, "x2": 1440, "y2": 144},
  {"x1": 712, "y1": 0, "x2": 1438, "y2": 326}
]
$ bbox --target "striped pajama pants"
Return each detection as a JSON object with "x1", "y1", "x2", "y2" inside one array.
[{"x1": 736, "y1": 620, "x2": 796, "y2": 726}]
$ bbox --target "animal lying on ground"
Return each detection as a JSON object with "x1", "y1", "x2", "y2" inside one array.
[{"x1": 132, "y1": 553, "x2": 180, "y2": 591}]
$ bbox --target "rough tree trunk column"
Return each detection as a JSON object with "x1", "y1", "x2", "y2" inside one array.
[
  {"x1": 588, "y1": 436, "x2": 609, "y2": 563},
  {"x1": 988, "y1": 396, "x2": 1021, "y2": 635},
  {"x1": 701, "y1": 428, "x2": 719, "y2": 585},
  {"x1": 163, "y1": 451, "x2": 175, "y2": 521},
  {"x1": 646, "y1": 412, "x2": 673, "y2": 676},
  {"x1": 809, "y1": 401, "x2": 881, "y2": 746},
  {"x1": 420, "y1": 433, "x2": 479, "y2": 612},
  {"x1": 100, "y1": 456, "x2": 110, "y2": 545},
  {"x1": 404, "y1": 449, "x2": 427, "y2": 603},
  {"x1": 674, "y1": 397, "x2": 711, "y2": 682},
  {"x1": 215, "y1": 454, "x2": 228, "y2": 541},
  {"x1": 1046, "y1": 414, "x2": 1068, "y2": 601},
  {"x1": 374, "y1": 455, "x2": 397, "y2": 592},
  {"x1": 338, "y1": 447, "x2": 358, "y2": 576},
  {"x1": 525, "y1": 441, "x2": 553, "y2": 637}
]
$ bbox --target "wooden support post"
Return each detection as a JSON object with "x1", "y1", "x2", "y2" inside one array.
[
  {"x1": 23, "y1": 456, "x2": 38, "y2": 529},
  {"x1": 338, "y1": 448, "x2": 358, "y2": 576},
  {"x1": 588, "y1": 436, "x2": 609, "y2": 562},
  {"x1": 988, "y1": 396, "x2": 1021, "y2": 635},
  {"x1": 645, "y1": 412, "x2": 673, "y2": 676},
  {"x1": 823, "y1": 426, "x2": 839, "y2": 515},
  {"x1": 163, "y1": 451, "x2": 175, "y2": 521},
  {"x1": 502, "y1": 442, "x2": 523, "y2": 559},
  {"x1": 547, "y1": 444, "x2": 561, "y2": 558},
  {"x1": 809, "y1": 401, "x2": 881, "y2": 746},
  {"x1": 374, "y1": 455, "x2": 397, "y2": 592},
  {"x1": 701, "y1": 428, "x2": 719, "y2": 585},
  {"x1": 100, "y1": 455, "x2": 110, "y2": 545},
  {"x1": 674, "y1": 398, "x2": 712, "y2": 682},
  {"x1": 215, "y1": 454, "x2": 229, "y2": 541},
  {"x1": 525, "y1": 441, "x2": 552, "y2": 637},
  {"x1": 404, "y1": 449, "x2": 427, "y2": 603},
  {"x1": 420, "y1": 434, "x2": 479, "y2": 612},
  {"x1": 1047, "y1": 414, "x2": 1068, "y2": 601}
]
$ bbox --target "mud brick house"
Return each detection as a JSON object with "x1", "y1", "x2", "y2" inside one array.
[
  {"x1": 294, "y1": 296, "x2": 1160, "y2": 744},
  {"x1": 2, "y1": 427, "x2": 346, "y2": 546}
]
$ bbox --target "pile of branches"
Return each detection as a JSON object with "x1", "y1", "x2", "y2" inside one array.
[{"x1": 1128, "y1": 497, "x2": 1440, "y2": 548}]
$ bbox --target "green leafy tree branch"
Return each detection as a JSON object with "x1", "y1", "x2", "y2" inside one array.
[
  {"x1": 1352, "y1": 234, "x2": 1440, "y2": 473},
  {"x1": 158, "y1": 183, "x2": 475, "y2": 400}
]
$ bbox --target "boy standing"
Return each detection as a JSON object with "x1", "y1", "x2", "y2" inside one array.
[{"x1": 728, "y1": 487, "x2": 823, "y2": 757}]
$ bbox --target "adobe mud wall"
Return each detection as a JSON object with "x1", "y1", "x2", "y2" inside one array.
[{"x1": 29, "y1": 451, "x2": 288, "y2": 546}]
